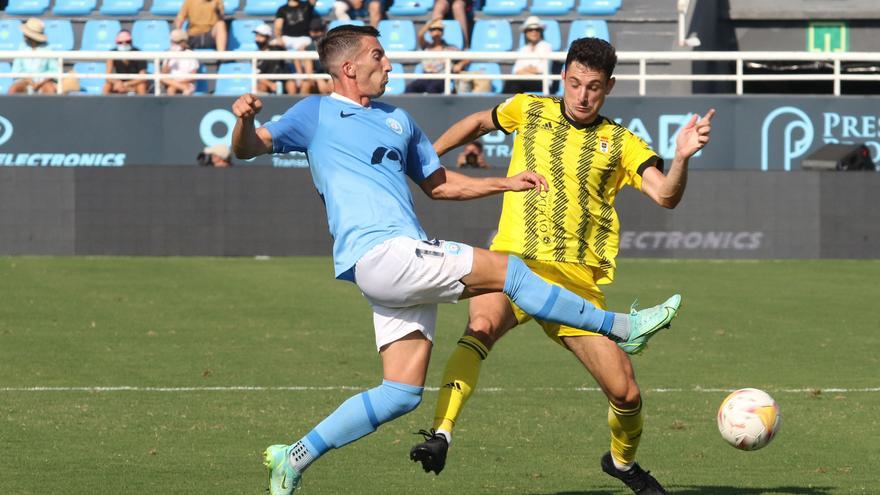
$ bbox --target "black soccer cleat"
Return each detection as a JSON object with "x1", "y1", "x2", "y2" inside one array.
[
  {"x1": 409, "y1": 429, "x2": 448, "y2": 475},
  {"x1": 601, "y1": 451, "x2": 668, "y2": 495}
]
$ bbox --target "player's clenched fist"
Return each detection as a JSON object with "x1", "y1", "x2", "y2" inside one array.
[{"x1": 232, "y1": 93, "x2": 263, "y2": 119}]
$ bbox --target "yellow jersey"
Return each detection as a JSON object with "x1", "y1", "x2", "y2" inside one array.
[{"x1": 489, "y1": 93, "x2": 662, "y2": 284}]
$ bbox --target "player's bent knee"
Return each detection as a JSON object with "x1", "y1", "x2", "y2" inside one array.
[
  {"x1": 608, "y1": 387, "x2": 641, "y2": 410},
  {"x1": 465, "y1": 320, "x2": 502, "y2": 348}
]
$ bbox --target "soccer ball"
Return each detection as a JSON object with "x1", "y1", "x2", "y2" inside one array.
[{"x1": 717, "y1": 388, "x2": 781, "y2": 451}]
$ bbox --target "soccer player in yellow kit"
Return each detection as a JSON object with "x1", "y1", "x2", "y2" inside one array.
[{"x1": 410, "y1": 37, "x2": 715, "y2": 494}]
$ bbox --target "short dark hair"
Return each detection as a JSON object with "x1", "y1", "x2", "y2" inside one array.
[
  {"x1": 318, "y1": 25, "x2": 381, "y2": 76},
  {"x1": 565, "y1": 37, "x2": 617, "y2": 79},
  {"x1": 469, "y1": 141, "x2": 483, "y2": 151}
]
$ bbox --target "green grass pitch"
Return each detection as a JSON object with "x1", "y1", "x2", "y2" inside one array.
[{"x1": 1, "y1": 257, "x2": 877, "y2": 494}]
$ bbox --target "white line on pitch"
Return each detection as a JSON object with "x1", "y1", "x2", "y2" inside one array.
[{"x1": 0, "y1": 386, "x2": 878, "y2": 393}]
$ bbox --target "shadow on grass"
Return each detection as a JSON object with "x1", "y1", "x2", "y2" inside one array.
[
  {"x1": 671, "y1": 487, "x2": 835, "y2": 495},
  {"x1": 528, "y1": 487, "x2": 835, "y2": 495}
]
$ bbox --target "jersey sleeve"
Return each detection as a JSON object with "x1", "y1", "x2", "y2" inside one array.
[
  {"x1": 262, "y1": 96, "x2": 320, "y2": 154},
  {"x1": 619, "y1": 129, "x2": 663, "y2": 191},
  {"x1": 491, "y1": 93, "x2": 529, "y2": 135},
  {"x1": 405, "y1": 119, "x2": 442, "y2": 182}
]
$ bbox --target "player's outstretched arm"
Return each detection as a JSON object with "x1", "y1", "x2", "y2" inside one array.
[
  {"x1": 641, "y1": 108, "x2": 715, "y2": 209},
  {"x1": 433, "y1": 109, "x2": 497, "y2": 157},
  {"x1": 231, "y1": 93, "x2": 273, "y2": 160},
  {"x1": 418, "y1": 167, "x2": 547, "y2": 201}
]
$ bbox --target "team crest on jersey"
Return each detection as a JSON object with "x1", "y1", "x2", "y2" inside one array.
[
  {"x1": 386, "y1": 118, "x2": 404, "y2": 135},
  {"x1": 599, "y1": 137, "x2": 609, "y2": 153}
]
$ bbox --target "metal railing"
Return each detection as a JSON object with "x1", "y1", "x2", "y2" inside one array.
[{"x1": 2, "y1": 49, "x2": 880, "y2": 96}]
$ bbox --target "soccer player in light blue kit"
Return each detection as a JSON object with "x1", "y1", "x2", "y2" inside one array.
[{"x1": 231, "y1": 25, "x2": 681, "y2": 494}]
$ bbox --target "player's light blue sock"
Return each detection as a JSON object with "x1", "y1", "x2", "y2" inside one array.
[
  {"x1": 503, "y1": 255, "x2": 618, "y2": 337},
  {"x1": 287, "y1": 380, "x2": 423, "y2": 473}
]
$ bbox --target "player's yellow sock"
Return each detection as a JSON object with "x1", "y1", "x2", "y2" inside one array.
[
  {"x1": 432, "y1": 335, "x2": 489, "y2": 433},
  {"x1": 608, "y1": 399, "x2": 643, "y2": 469}
]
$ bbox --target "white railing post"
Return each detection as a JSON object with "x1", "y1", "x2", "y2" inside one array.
[
  {"x1": 56, "y1": 56, "x2": 64, "y2": 95},
  {"x1": 154, "y1": 57, "x2": 161, "y2": 96},
  {"x1": 444, "y1": 58, "x2": 452, "y2": 95},
  {"x1": 251, "y1": 57, "x2": 258, "y2": 94},
  {"x1": 736, "y1": 58, "x2": 743, "y2": 95},
  {"x1": 638, "y1": 58, "x2": 646, "y2": 96},
  {"x1": 833, "y1": 58, "x2": 841, "y2": 96}
]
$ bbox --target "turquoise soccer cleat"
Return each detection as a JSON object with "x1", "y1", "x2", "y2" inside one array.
[
  {"x1": 619, "y1": 294, "x2": 682, "y2": 355},
  {"x1": 264, "y1": 444, "x2": 301, "y2": 495}
]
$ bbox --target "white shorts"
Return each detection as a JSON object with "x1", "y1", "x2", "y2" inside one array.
[
  {"x1": 282, "y1": 35, "x2": 312, "y2": 52},
  {"x1": 355, "y1": 236, "x2": 474, "y2": 349}
]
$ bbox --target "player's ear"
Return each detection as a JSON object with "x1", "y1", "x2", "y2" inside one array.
[
  {"x1": 341, "y1": 60, "x2": 356, "y2": 78},
  {"x1": 605, "y1": 76, "x2": 616, "y2": 95}
]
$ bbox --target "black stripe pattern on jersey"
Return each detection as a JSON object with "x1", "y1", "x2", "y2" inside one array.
[
  {"x1": 575, "y1": 130, "x2": 598, "y2": 261},
  {"x1": 549, "y1": 118, "x2": 571, "y2": 261},
  {"x1": 593, "y1": 125, "x2": 625, "y2": 273},
  {"x1": 521, "y1": 98, "x2": 545, "y2": 260}
]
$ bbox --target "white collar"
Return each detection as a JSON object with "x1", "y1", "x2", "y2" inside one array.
[{"x1": 330, "y1": 92, "x2": 370, "y2": 108}]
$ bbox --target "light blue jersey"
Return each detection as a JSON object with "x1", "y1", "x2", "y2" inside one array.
[{"x1": 263, "y1": 94, "x2": 441, "y2": 281}]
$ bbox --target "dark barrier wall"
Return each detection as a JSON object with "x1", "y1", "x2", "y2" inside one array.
[
  {"x1": 1, "y1": 96, "x2": 880, "y2": 170},
  {"x1": 1, "y1": 167, "x2": 877, "y2": 258}
]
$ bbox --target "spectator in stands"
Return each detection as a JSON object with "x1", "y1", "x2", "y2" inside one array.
[
  {"x1": 160, "y1": 29, "x2": 200, "y2": 95},
  {"x1": 199, "y1": 144, "x2": 233, "y2": 167},
  {"x1": 252, "y1": 24, "x2": 297, "y2": 95},
  {"x1": 299, "y1": 18, "x2": 332, "y2": 94},
  {"x1": 8, "y1": 18, "x2": 58, "y2": 95},
  {"x1": 431, "y1": 0, "x2": 473, "y2": 48},
  {"x1": 456, "y1": 141, "x2": 489, "y2": 169},
  {"x1": 406, "y1": 19, "x2": 468, "y2": 94},
  {"x1": 275, "y1": 0, "x2": 320, "y2": 51},
  {"x1": 103, "y1": 30, "x2": 148, "y2": 95},
  {"x1": 333, "y1": 0, "x2": 383, "y2": 27},
  {"x1": 175, "y1": 0, "x2": 227, "y2": 51},
  {"x1": 502, "y1": 16, "x2": 552, "y2": 94}
]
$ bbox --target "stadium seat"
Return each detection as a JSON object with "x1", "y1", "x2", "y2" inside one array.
[
  {"x1": 194, "y1": 63, "x2": 210, "y2": 94},
  {"x1": 44, "y1": 20, "x2": 75, "y2": 51},
  {"x1": 577, "y1": 0, "x2": 621, "y2": 15},
  {"x1": 387, "y1": 0, "x2": 433, "y2": 16},
  {"x1": 470, "y1": 20, "x2": 513, "y2": 52},
  {"x1": 243, "y1": 0, "x2": 284, "y2": 16},
  {"x1": 529, "y1": 0, "x2": 574, "y2": 15},
  {"x1": 386, "y1": 62, "x2": 406, "y2": 95},
  {"x1": 214, "y1": 62, "x2": 253, "y2": 95},
  {"x1": 81, "y1": 20, "x2": 121, "y2": 51},
  {"x1": 0, "y1": 62, "x2": 12, "y2": 94},
  {"x1": 0, "y1": 20, "x2": 23, "y2": 51},
  {"x1": 458, "y1": 62, "x2": 501, "y2": 94},
  {"x1": 223, "y1": 0, "x2": 241, "y2": 14},
  {"x1": 53, "y1": 0, "x2": 97, "y2": 15},
  {"x1": 479, "y1": 0, "x2": 526, "y2": 16},
  {"x1": 99, "y1": 0, "x2": 144, "y2": 15},
  {"x1": 150, "y1": 0, "x2": 184, "y2": 15},
  {"x1": 132, "y1": 20, "x2": 171, "y2": 51},
  {"x1": 72, "y1": 62, "x2": 105, "y2": 95},
  {"x1": 517, "y1": 18, "x2": 560, "y2": 51},
  {"x1": 378, "y1": 20, "x2": 416, "y2": 51},
  {"x1": 327, "y1": 19, "x2": 365, "y2": 30},
  {"x1": 567, "y1": 19, "x2": 610, "y2": 45},
  {"x1": 230, "y1": 19, "x2": 263, "y2": 51},
  {"x1": 314, "y1": 0, "x2": 333, "y2": 15},
  {"x1": 4, "y1": 0, "x2": 50, "y2": 15}
]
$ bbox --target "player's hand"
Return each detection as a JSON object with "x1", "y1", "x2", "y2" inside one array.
[
  {"x1": 675, "y1": 108, "x2": 715, "y2": 159},
  {"x1": 506, "y1": 171, "x2": 549, "y2": 193},
  {"x1": 232, "y1": 93, "x2": 263, "y2": 119}
]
